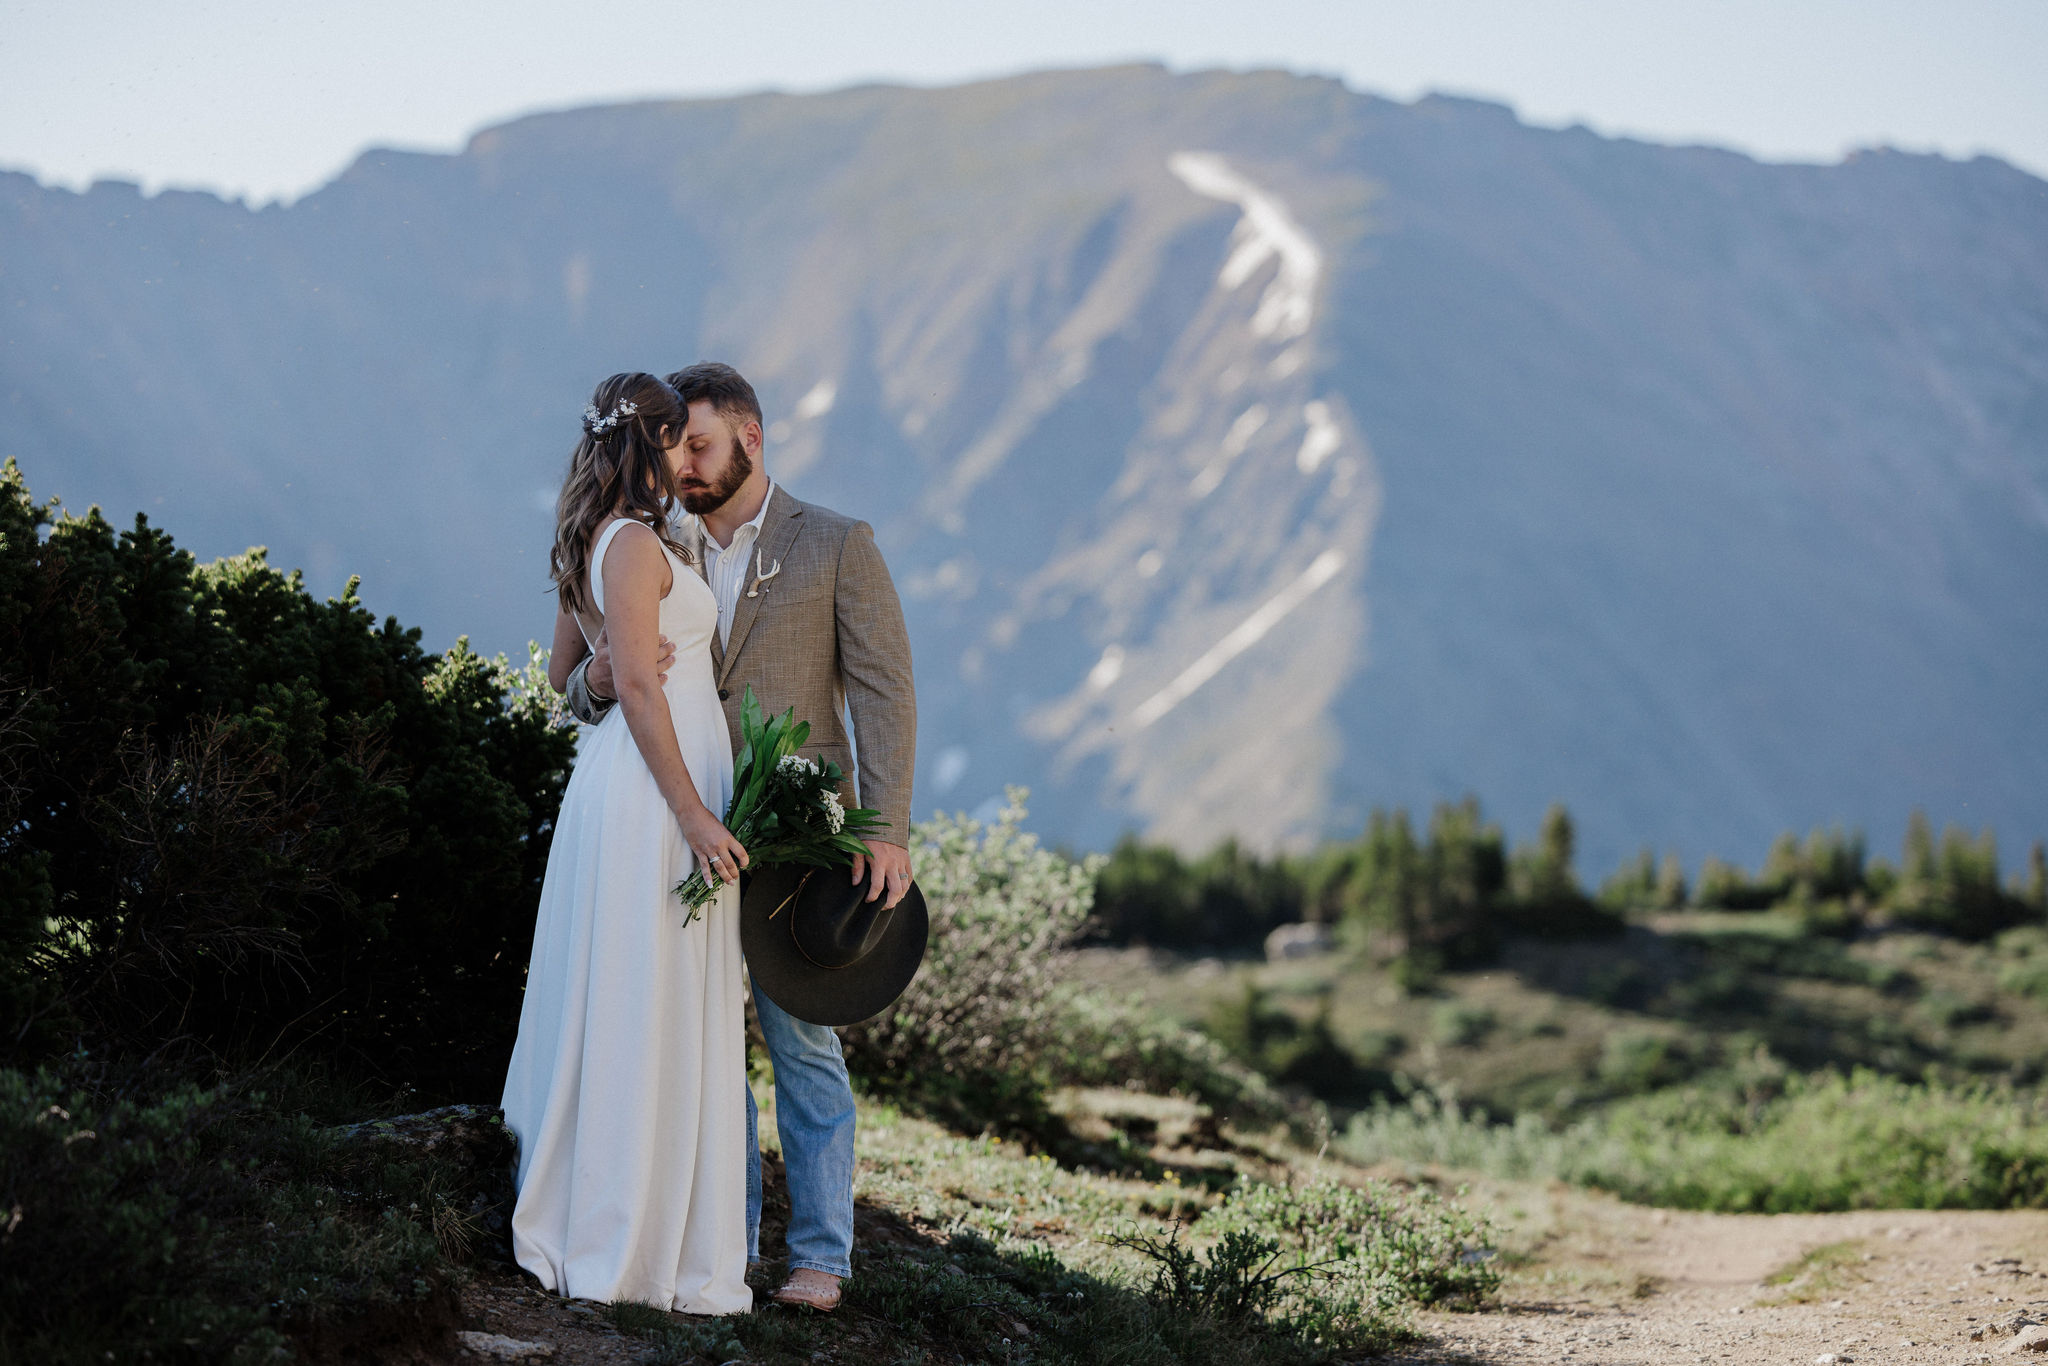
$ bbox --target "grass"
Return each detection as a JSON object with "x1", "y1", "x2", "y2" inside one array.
[
  {"x1": 1757, "y1": 1239, "x2": 1867, "y2": 1305},
  {"x1": 627, "y1": 1079, "x2": 1507, "y2": 1366}
]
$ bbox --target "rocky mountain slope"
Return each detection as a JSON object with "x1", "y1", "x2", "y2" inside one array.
[{"x1": 5, "y1": 64, "x2": 2044, "y2": 867}]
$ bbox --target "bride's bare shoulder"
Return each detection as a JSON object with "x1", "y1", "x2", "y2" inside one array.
[{"x1": 594, "y1": 519, "x2": 674, "y2": 593}]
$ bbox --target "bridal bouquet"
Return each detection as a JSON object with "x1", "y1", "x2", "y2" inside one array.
[{"x1": 674, "y1": 686, "x2": 885, "y2": 919}]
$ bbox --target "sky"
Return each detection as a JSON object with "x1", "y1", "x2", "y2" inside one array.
[{"x1": 1, "y1": 1, "x2": 2045, "y2": 203}]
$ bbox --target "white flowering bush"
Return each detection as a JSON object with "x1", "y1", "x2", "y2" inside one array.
[
  {"x1": 845, "y1": 791, "x2": 1293, "y2": 1137},
  {"x1": 844, "y1": 791, "x2": 1099, "y2": 1112}
]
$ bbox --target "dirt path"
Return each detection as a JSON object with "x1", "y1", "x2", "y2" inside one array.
[{"x1": 1402, "y1": 1201, "x2": 2048, "y2": 1365}]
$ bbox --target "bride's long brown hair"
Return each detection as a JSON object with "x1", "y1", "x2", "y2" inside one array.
[{"x1": 550, "y1": 372, "x2": 691, "y2": 616}]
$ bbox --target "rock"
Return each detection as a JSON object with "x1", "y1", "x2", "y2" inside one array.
[
  {"x1": 329, "y1": 1103, "x2": 518, "y2": 1260},
  {"x1": 457, "y1": 1331, "x2": 555, "y2": 1360},
  {"x1": 2005, "y1": 1325, "x2": 2048, "y2": 1353},
  {"x1": 1813, "y1": 1354, "x2": 1849, "y2": 1364},
  {"x1": 332, "y1": 1102, "x2": 514, "y2": 1165},
  {"x1": 1264, "y1": 921, "x2": 1335, "y2": 961}
]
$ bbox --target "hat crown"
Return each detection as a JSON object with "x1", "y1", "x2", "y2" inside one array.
[{"x1": 792, "y1": 880, "x2": 895, "y2": 968}]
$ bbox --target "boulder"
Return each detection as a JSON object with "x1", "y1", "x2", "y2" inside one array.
[
  {"x1": 457, "y1": 1331, "x2": 555, "y2": 1360},
  {"x1": 1264, "y1": 922, "x2": 1336, "y2": 961}
]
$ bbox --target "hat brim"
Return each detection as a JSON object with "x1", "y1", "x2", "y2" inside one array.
[{"x1": 741, "y1": 864, "x2": 929, "y2": 1028}]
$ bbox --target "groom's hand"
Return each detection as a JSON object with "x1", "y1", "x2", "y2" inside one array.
[
  {"x1": 850, "y1": 840, "x2": 912, "y2": 910},
  {"x1": 586, "y1": 628, "x2": 675, "y2": 700}
]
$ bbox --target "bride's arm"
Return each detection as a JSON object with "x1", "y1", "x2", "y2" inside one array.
[{"x1": 600, "y1": 524, "x2": 748, "y2": 879}]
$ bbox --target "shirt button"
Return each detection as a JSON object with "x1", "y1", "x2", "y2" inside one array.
[{"x1": 718, "y1": 689, "x2": 730, "y2": 701}]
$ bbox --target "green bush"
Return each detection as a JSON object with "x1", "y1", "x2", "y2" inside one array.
[
  {"x1": 1996, "y1": 927, "x2": 2048, "y2": 1001},
  {"x1": 1194, "y1": 1175, "x2": 1500, "y2": 1309},
  {"x1": 1917, "y1": 989, "x2": 1996, "y2": 1030},
  {"x1": 1591, "y1": 1070, "x2": 2048, "y2": 1210},
  {"x1": 1201, "y1": 983, "x2": 1388, "y2": 1104},
  {"x1": 1052, "y1": 990, "x2": 1291, "y2": 1129},
  {"x1": 1596, "y1": 1030, "x2": 1694, "y2": 1094},
  {"x1": 1096, "y1": 1172, "x2": 1499, "y2": 1359},
  {"x1": 0, "y1": 460, "x2": 574, "y2": 1093},
  {"x1": 1430, "y1": 1002, "x2": 1497, "y2": 1049},
  {"x1": 1343, "y1": 1069, "x2": 2048, "y2": 1212},
  {"x1": 1341, "y1": 1090, "x2": 1587, "y2": 1182}
]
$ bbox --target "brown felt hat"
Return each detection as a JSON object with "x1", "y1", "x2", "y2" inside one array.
[{"x1": 740, "y1": 863, "x2": 928, "y2": 1027}]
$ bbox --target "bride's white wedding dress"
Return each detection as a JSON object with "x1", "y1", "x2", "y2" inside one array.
[{"x1": 501, "y1": 518, "x2": 750, "y2": 1313}]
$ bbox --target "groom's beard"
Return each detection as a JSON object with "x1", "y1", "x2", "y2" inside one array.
[{"x1": 679, "y1": 442, "x2": 754, "y2": 515}]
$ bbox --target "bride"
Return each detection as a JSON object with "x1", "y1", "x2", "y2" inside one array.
[{"x1": 500, "y1": 372, "x2": 753, "y2": 1313}]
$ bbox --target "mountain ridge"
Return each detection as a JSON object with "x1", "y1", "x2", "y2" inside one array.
[{"x1": 5, "y1": 63, "x2": 2043, "y2": 871}]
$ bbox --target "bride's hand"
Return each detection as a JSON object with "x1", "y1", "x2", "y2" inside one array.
[{"x1": 680, "y1": 805, "x2": 748, "y2": 884}]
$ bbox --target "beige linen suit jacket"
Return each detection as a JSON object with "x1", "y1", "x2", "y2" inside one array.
[{"x1": 566, "y1": 489, "x2": 917, "y2": 845}]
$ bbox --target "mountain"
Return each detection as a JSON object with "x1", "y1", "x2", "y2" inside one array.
[{"x1": 5, "y1": 64, "x2": 2045, "y2": 871}]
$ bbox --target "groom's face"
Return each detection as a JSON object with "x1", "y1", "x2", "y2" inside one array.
[{"x1": 676, "y1": 400, "x2": 758, "y2": 515}]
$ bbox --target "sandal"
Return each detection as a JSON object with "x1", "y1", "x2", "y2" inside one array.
[{"x1": 770, "y1": 1268, "x2": 843, "y2": 1312}]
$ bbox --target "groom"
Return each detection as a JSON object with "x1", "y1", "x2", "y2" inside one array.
[{"x1": 559, "y1": 361, "x2": 916, "y2": 1311}]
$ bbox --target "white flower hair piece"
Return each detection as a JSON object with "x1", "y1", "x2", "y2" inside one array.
[{"x1": 582, "y1": 398, "x2": 640, "y2": 436}]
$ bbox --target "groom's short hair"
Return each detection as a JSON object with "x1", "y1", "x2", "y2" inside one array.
[{"x1": 667, "y1": 362, "x2": 763, "y2": 429}]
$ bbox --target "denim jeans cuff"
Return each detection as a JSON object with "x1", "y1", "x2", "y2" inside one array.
[{"x1": 787, "y1": 1257, "x2": 852, "y2": 1280}]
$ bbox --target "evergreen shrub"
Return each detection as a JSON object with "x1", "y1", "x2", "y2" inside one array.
[{"x1": 0, "y1": 460, "x2": 574, "y2": 1093}]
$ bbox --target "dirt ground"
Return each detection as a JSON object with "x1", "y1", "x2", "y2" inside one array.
[{"x1": 1399, "y1": 1200, "x2": 2048, "y2": 1365}]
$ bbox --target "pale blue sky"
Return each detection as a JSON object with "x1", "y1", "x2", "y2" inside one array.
[{"x1": 2, "y1": 0, "x2": 2044, "y2": 202}]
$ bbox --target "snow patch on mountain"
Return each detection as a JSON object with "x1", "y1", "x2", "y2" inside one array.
[{"x1": 1168, "y1": 152, "x2": 1322, "y2": 341}]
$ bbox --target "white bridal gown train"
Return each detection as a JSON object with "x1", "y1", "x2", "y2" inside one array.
[{"x1": 501, "y1": 518, "x2": 750, "y2": 1313}]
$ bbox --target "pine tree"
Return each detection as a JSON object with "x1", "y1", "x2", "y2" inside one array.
[
  {"x1": 1761, "y1": 831, "x2": 1803, "y2": 900},
  {"x1": 1903, "y1": 809, "x2": 1937, "y2": 885},
  {"x1": 1654, "y1": 852, "x2": 1689, "y2": 909}
]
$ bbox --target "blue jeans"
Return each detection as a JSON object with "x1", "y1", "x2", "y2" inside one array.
[{"x1": 745, "y1": 984, "x2": 856, "y2": 1279}]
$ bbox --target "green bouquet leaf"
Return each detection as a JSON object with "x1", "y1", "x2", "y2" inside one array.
[{"x1": 674, "y1": 685, "x2": 885, "y2": 918}]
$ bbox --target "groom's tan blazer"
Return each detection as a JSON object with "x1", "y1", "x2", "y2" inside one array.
[{"x1": 566, "y1": 489, "x2": 917, "y2": 845}]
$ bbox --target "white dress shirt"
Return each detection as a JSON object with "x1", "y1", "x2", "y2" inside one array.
[{"x1": 698, "y1": 482, "x2": 777, "y2": 651}]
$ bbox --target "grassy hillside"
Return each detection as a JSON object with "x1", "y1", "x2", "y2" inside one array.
[
  {"x1": 1077, "y1": 915, "x2": 2048, "y2": 1122},
  {"x1": 1071, "y1": 908, "x2": 2048, "y2": 1215}
]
